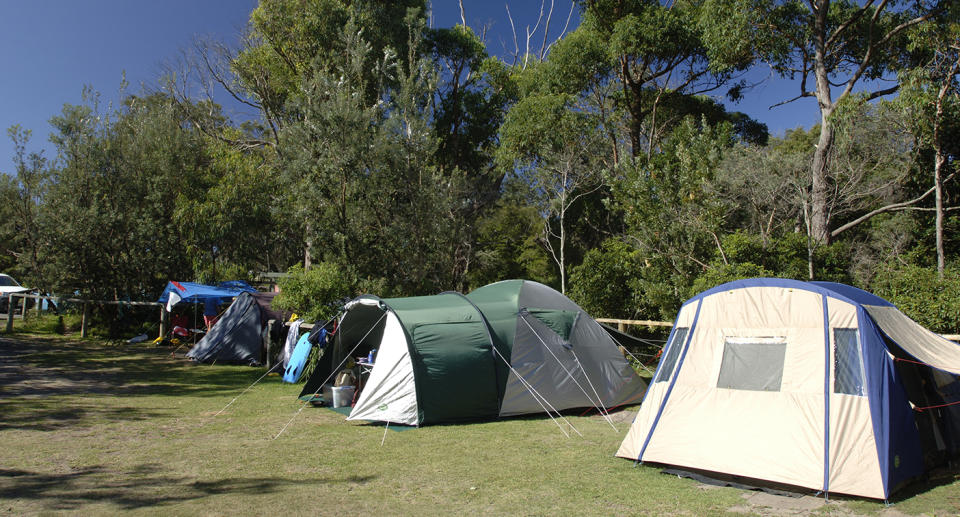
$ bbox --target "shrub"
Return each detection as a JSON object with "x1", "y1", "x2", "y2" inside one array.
[
  {"x1": 870, "y1": 265, "x2": 960, "y2": 334},
  {"x1": 272, "y1": 262, "x2": 356, "y2": 323}
]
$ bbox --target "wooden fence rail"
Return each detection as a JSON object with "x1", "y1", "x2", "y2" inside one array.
[
  {"x1": 6, "y1": 292, "x2": 958, "y2": 346},
  {"x1": 4, "y1": 293, "x2": 164, "y2": 338},
  {"x1": 290, "y1": 316, "x2": 960, "y2": 342}
]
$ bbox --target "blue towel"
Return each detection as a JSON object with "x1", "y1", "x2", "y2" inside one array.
[{"x1": 283, "y1": 333, "x2": 314, "y2": 383}]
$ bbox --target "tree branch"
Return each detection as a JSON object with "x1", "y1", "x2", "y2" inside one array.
[
  {"x1": 825, "y1": 0, "x2": 878, "y2": 48},
  {"x1": 769, "y1": 91, "x2": 815, "y2": 109},
  {"x1": 840, "y1": 8, "x2": 942, "y2": 100},
  {"x1": 831, "y1": 173, "x2": 956, "y2": 237}
]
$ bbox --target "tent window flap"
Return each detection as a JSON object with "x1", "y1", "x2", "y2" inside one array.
[
  {"x1": 655, "y1": 327, "x2": 688, "y2": 383},
  {"x1": 834, "y1": 328, "x2": 865, "y2": 396},
  {"x1": 717, "y1": 337, "x2": 786, "y2": 391}
]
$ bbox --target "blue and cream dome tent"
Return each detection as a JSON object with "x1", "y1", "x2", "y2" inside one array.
[{"x1": 617, "y1": 278, "x2": 960, "y2": 499}]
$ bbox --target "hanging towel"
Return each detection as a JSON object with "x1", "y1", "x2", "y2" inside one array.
[{"x1": 281, "y1": 319, "x2": 303, "y2": 369}]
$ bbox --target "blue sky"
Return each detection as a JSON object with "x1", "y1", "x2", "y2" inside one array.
[{"x1": 0, "y1": 1, "x2": 822, "y2": 175}]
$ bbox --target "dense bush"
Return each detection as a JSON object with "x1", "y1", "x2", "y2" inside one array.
[
  {"x1": 870, "y1": 265, "x2": 960, "y2": 334},
  {"x1": 272, "y1": 263, "x2": 356, "y2": 323}
]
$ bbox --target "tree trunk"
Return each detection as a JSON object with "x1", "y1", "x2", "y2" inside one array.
[
  {"x1": 810, "y1": 114, "x2": 834, "y2": 245},
  {"x1": 303, "y1": 222, "x2": 313, "y2": 270},
  {"x1": 935, "y1": 143, "x2": 946, "y2": 278},
  {"x1": 932, "y1": 59, "x2": 955, "y2": 279},
  {"x1": 809, "y1": 0, "x2": 834, "y2": 252},
  {"x1": 559, "y1": 206, "x2": 566, "y2": 295}
]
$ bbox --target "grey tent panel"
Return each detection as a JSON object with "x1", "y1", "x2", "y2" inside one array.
[
  {"x1": 716, "y1": 337, "x2": 787, "y2": 392},
  {"x1": 186, "y1": 292, "x2": 263, "y2": 365},
  {"x1": 499, "y1": 280, "x2": 647, "y2": 416}
]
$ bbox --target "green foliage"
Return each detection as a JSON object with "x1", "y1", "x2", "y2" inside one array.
[
  {"x1": 233, "y1": 0, "x2": 426, "y2": 116},
  {"x1": 871, "y1": 264, "x2": 960, "y2": 334},
  {"x1": 5, "y1": 0, "x2": 960, "y2": 336},
  {"x1": 692, "y1": 231, "x2": 852, "y2": 294},
  {"x1": 173, "y1": 138, "x2": 291, "y2": 284},
  {"x1": 278, "y1": 15, "x2": 473, "y2": 294},
  {"x1": 468, "y1": 197, "x2": 556, "y2": 290},
  {"x1": 689, "y1": 262, "x2": 773, "y2": 295},
  {"x1": 273, "y1": 263, "x2": 355, "y2": 322},
  {"x1": 580, "y1": 0, "x2": 756, "y2": 155},
  {"x1": 42, "y1": 92, "x2": 199, "y2": 300},
  {"x1": 1, "y1": 126, "x2": 51, "y2": 288},
  {"x1": 568, "y1": 238, "x2": 645, "y2": 319}
]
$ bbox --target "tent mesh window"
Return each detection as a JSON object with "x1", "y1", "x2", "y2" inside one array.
[
  {"x1": 717, "y1": 337, "x2": 786, "y2": 391},
  {"x1": 655, "y1": 327, "x2": 688, "y2": 383},
  {"x1": 834, "y1": 328, "x2": 866, "y2": 396}
]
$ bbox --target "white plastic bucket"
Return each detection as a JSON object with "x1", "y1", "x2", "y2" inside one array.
[{"x1": 325, "y1": 385, "x2": 355, "y2": 408}]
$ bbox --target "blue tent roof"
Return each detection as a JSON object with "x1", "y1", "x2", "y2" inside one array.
[
  {"x1": 157, "y1": 280, "x2": 256, "y2": 304},
  {"x1": 685, "y1": 277, "x2": 895, "y2": 309}
]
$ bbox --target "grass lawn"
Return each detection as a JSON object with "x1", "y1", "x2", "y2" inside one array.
[{"x1": 1, "y1": 332, "x2": 959, "y2": 516}]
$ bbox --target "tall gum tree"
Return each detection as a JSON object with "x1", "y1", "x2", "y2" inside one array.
[
  {"x1": 721, "y1": 0, "x2": 945, "y2": 248},
  {"x1": 581, "y1": 0, "x2": 755, "y2": 158},
  {"x1": 897, "y1": 7, "x2": 960, "y2": 277}
]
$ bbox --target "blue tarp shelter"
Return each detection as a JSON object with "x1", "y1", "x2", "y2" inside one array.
[{"x1": 157, "y1": 280, "x2": 256, "y2": 307}]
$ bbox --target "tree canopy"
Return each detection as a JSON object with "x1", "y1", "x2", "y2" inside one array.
[{"x1": 3, "y1": 0, "x2": 959, "y2": 334}]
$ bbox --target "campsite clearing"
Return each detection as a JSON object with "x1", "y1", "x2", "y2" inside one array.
[{"x1": 1, "y1": 334, "x2": 958, "y2": 516}]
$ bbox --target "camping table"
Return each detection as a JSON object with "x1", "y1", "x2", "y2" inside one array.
[{"x1": 357, "y1": 361, "x2": 374, "y2": 395}]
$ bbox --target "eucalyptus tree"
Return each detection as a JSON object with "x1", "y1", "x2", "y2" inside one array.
[
  {"x1": 497, "y1": 87, "x2": 609, "y2": 295},
  {"x1": 425, "y1": 24, "x2": 517, "y2": 286},
  {"x1": 897, "y1": 7, "x2": 960, "y2": 276},
  {"x1": 715, "y1": 105, "x2": 913, "y2": 280},
  {"x1": 42, "y1": 91, "x2": 203, "y2": 300},
  {"x1": 609, "y1": 117, "x2": 736, "y2": 312},
  {"x1": 578, "y1": 0, "x2": 755, "y2": 158},
  {"x1": 713, "y1": 0, "x2": 946, "y2": 250},
  {"x1": 278, "y1": 12, "x2": 471, "y2": 295}
]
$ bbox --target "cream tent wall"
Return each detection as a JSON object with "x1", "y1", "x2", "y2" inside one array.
[{"x1": 617, "y1": 278, "x2": 960, "y2": 500}]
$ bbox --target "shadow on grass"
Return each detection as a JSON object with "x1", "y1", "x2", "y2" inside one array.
[
  {"x1": 0, "y1": 334, "x2": 291, "y2": 430},
  {"x1": 0, "y1": 335, "x2": 272, "y2": 400},
  {"x1": 0, "y1": 465, "x2": 376, "y2": 511},
  {"x1": 0, "y1": 400, "x2": 168, "y2": 432},
  {"x1": 888, "y1": 465, "x2": 960, "y2": 504}
]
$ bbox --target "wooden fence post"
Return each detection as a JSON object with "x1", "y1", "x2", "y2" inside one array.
[
  {"x1": 264, "y1": 319, "x2": 275, "y2": 368},
  {"x1": 36, "y1": 295, "x2": 42, "y2": 318},
  {"x1": 5, "y1": 294, "x2": 13, "y2": 333},
  {"x1": 159, "y1": 306, "x2": 168, "y2": 340},
  {"x1": 20, "y1": 296, "x2": 27, "y2": 320},
  {"x1": 80, "y1": 303, "x2": 89, "y2": 338}
]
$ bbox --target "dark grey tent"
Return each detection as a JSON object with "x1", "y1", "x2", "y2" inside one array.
[{"x1": 187, "y1": 292, "x2": 266, "y2": 365}]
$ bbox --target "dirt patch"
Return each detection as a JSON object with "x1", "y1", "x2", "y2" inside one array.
[
  {"x1": 0, "y1": 335, "x2": 184, "y2": 399},
  {"x1": 588, "y1": 408, "x2": 636, "y2": 424},
  {"x1": 727, "y1": 492, "x2": 826, "y2": 516},
  {"x1": 0, "y1": 336, "x2": 116, "y2": 397}
]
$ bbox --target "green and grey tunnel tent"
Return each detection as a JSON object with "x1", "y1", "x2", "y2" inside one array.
[
  {"x1": 617, "y1": 278, "x2": 960, "y2": 500},
  {"x1": 298, "y1": 280, "x2": 647, "y2": 426}
]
